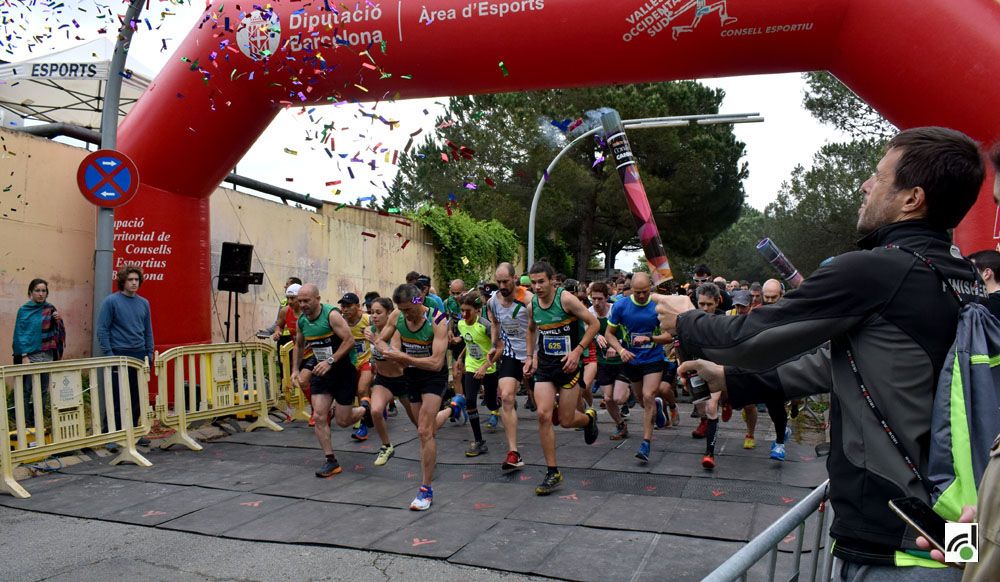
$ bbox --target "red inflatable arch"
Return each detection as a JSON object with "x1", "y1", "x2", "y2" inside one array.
[{"x1": 116, "y1": 0, "x2": 1000, "y2": 350}]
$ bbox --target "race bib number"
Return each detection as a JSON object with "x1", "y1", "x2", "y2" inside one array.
[
  {"x1": 468, "y1": 343, "x2": 485, "y2": 360},
  {"x1": 402, "y1": 341, "x2": 431, "y2": 358},
  {"x1": 355, "y1": 340, "x2": 366, "y2": 354},
  {"x1": 501, "y1": 321, "x2": 524, "y2": 338},
  {"x1": 312, "y1": 346, "x2": 332, "y2": 361},
  {"x1": 542, "y1": 335, "x2": 570, "y2": 356}
]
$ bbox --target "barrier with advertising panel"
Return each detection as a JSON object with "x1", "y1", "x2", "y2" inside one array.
[
  {"x1": 1, "y1": 356, "x2": 152, "y2": 498},
  {"x1": 154, "y1": 342, "x2": 282, "y2": 452}
]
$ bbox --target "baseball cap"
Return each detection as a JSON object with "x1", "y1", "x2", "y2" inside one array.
[
  {"x1": 519, "y1": 275, "x2": 531, "y2": 286},
  {"x1": 285, "y1": 283, "x2": 302, "y2": 297},
  {"x1": 338, "y1": 292, "x2": 360, "y2": 305},
  {"x1": 732, "y1": 290, "x2": 751, "y2": 307}
]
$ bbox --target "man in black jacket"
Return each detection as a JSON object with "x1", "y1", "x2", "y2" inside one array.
[{"x1": 655, "y1": 127, "x2": 989, "y2": 579}]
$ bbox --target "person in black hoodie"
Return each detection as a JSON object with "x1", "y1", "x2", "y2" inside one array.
[{"x1": 655, "y1": 127, "x2": 989, "y2": 580}]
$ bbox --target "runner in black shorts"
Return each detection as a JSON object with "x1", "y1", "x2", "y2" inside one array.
[
  {"x1": 488, "y1": 262, "x2": 534, "y2": 472},
  {"x1": 292, "y1": 284, "x2": 373, "y2": 479},
  {"x1": 364, "y1": 297, "x2": 412, "y2": 467},
  {"x1": 525, "y1": 262, "x2": 600, "y2": 496},
  {"x1": 377, "y1": 284, "x2": 460, "y2": 511},
  {"x1": 589, "y1": 282, "x2": 628, "y2": 440}
]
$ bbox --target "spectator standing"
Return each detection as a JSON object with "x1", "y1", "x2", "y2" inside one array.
[{"x1": 12, "y1": 278, "x2": 65, "y2": 409}]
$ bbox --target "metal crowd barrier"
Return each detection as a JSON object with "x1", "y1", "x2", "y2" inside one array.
[
  {"x1": 278, "y1": 341, "x2": 310, "y2": 422},
  {"x1": 704, "y1": 480, "x2": 834, "y2": 582},
  {"x1": 2, "y1": 356, "x2": 152, "y2": 498},
  {"x1": 154, "y1": 342, "x2": 282, "y2": 451}
]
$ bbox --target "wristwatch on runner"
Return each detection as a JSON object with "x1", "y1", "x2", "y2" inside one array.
[{"x1": 326, "y1": 356, "x2": 336, "y2": 365}]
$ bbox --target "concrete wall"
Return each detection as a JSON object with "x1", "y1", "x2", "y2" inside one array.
[
  {"x1": 0, "y1": 131, "x2": 96, "y2": 363},
  {"x1": 0, "y1": 129, "x2": 436, "y2": 362}
]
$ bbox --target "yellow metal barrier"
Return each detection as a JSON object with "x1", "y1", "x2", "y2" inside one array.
[
  {"x1": 279, "y1": 341, "x2": 310, "y2": 422},
  {"x1": 2, "y1": 356, "x2": 152, "y2": 499},
  {"x1": 154, "y1": 342, "x2": 282, "y2": 451}
]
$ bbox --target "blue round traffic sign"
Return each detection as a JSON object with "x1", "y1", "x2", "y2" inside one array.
[{"x1": 77, "y1": 149, "x2": 140, "y2": 208}]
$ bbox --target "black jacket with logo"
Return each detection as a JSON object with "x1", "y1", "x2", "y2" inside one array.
[{"x1": 675, "y1": 220, "x2": 988, "y2": 564}]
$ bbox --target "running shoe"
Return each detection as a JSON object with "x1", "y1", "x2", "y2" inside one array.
[
  {"x1": 316, "y1": 458, "x2": 342, "y2": 478},
  {"x1": 485, "y1": 411, "x2": 499, "y2": 432},
  {"x1": 670, "y1": 407, "x2": 680, "y2": 427},
  {"x1": 360, "y1": 396, "x2": 375, "y2": 427},
  {"x1": 610, "y1": 422, "x2": 629, "y2": 441},
  {"x1": 701, "y1": 454, "x2": 716, "y2": 469},
  {"x1": 374, "y1": 444, "x2": 395, "y2": 466},
  {"x1": 770, "y1": 442, "x2": 786, "y2": 461},
  {"x1": 721, "y1": 402, "x2": 733, "y2": 422},
  {"x1": 789, "y1": 400, "x2": 800, "y2": 419},
  {"x1": 502, "y1": 450, "x2": 525, "y2": 471},
  {"x1": 534, "y1": 471, "x2": 564, "y2": 496},
  {"x1": 525, "y1": 398, "x2": 537, "y2": 412},
  {"x1": 351, "y1": 424, "x2": 369, "y2": 441},
  {"x1": 621, "y1": 404, "x2": 630, "y2": 418},
  {"x1": 690, "y1": 407, "x2": 700, "y2": 418},
  {"x1": 410, "y1": 485, "x2": 433, "y2": 511},
  {"x1": 784, "y1": 425, "x2": 793, "y2": 442},
  {"x1": 309, "y1": 412, "x2": 316, "y2": 427},
  {"x1": 583, "y1": 408, "x2": 599, "y2": 445},
  {"x1": 627, "y1": 393, "x2": 637, "y2": 408},
  {"x1": 654, "y1": 397, "x2": 667, "y2": 429},
  {"x1": 635, "y1": 440, "x2": 651, "y2": 464},
  {"x1": 743, "y1": 435, "x2": 756, "y2": 449},
  {"x1": 691, "y1": 418, "x2": 708, "y2": 439},
  {"x1": 450, "y1": 394, "x2": 467, "y2": 422},
  {"x1": 465, "y1": 440, "x2": 489, "y2": 457},
  {"x1": 387, "y1": 401, "x2": 399, "y2": 417}
]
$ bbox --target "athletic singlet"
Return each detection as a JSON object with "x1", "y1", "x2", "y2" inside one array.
[
  {"x1": 489, "y1": 286, "x2": 530, "y2": 360},
  {"x1": 396, "y1": 309, "x2": 446, "y2": 374},
  {"x1": 284, "y1": 305, "x2": 299, "y2": 338},
  {"x1": 458, "y1": 316, "x2": 496, "y2": 374},
  {"x1": 531, "y1": 288, "x2": 580, "y2": 364},
  {"x1": 298, "y1": 304, "x2": 356, "y2": 365},
  {"x1": 369, "y1": 324, "x2": 386, "y2": 362},
  {"x1": 348, "y1": 313, "x2": 372, "y2": 368},
  {"x1": 589, "y1": 305, "x2": 622, "y2": 365},
  {"x1": 607, "y1": 295, "x2": 662, "y2": 366}
]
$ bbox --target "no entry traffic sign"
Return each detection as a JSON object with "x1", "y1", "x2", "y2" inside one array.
[{"x1": 76, "y1": 149, "x2": 140, "y2": 208}]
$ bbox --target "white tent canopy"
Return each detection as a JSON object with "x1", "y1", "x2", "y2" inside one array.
[{"x1": 0, "y1": 37, "x2": 154, "y2": 129}]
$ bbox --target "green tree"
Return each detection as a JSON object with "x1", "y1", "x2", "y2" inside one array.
[
  {"x1": 803, "y1": 72, "x2": 897, "y2": 141},
  {"x1": 409, "y1": 205, "x2": 520, "y2": 286},
  {"x1": 387, "y1": 83, "x2": 747, "y2": 280}
]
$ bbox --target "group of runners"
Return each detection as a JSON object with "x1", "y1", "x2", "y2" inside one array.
[{"x1": 275, "y1": 262, "x2": 793, "y2": 512}]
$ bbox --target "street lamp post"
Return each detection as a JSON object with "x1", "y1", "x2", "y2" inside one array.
[{"x1": 525, "y1": 112, "x2": 764, "y2": 270}]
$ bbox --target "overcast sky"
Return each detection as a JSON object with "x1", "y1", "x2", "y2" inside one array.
[{"x1": 8, "y1": 1, "x2": 845, "y2": 269}]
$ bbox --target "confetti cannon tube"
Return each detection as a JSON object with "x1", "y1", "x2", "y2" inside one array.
[
  {"x1": 756, "y1": 238, "x2": 805, "y2": 289},
  {"x1": 601, "y1": 110, "x2": 673, "y2": 284}
]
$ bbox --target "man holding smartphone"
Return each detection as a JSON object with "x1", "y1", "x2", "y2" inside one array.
[{"x1": 656, "y1": 127, "x2": 989, "y2": 579}]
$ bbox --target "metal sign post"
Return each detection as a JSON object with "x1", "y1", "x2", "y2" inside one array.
[{"x1": 92, "y1": 0, "x2": 144, "y2": 356}]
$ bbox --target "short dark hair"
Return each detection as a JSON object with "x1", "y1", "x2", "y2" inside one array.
[
  {"x1": 750, "y1": 282, "x2": 762, "y2": 292},
  {"x1": 405, "y1": 271, "x2": 421, "y2": 284},
  {"x1": 27, "y1": 278, "x2": 49, "y2": 296},
  {"x1": 969, "y1": 249, "x2": 1000, "y2": 277},
  {"x1": 364, "y1": 291, "x2": 380, "y2": 303},
  {"x1": 887, "y1": 127, "x2": 984, "y2": 230},
  {"x1": 529, "y1": 261, "x2": 555, "y2": 279},
  {"x1": 287, "y1": 277, "x2": 302, "y2": 285},
  {"x1": 392, "y1": 283, "x2": 421, "y2": 306},
  {"x1": 694, "y1": 264, "x2": 712, "y2": 277},
  {"x1": 116, "y1": 265, "x2": 143, "y2": 291},
  {"x1": 696, "y1": 283, "x2": 721, "y2": 301},
  {"x1": 590, "y1": 281, "x2": 609, "y2": 297}
]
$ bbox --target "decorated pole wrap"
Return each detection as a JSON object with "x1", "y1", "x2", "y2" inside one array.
[
  {"x1": 756, "y1": 238, "x2": 805, "y2": 288},
  {"x1": 601, "y1": 110, "x2": 673, "y2": 284}
]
